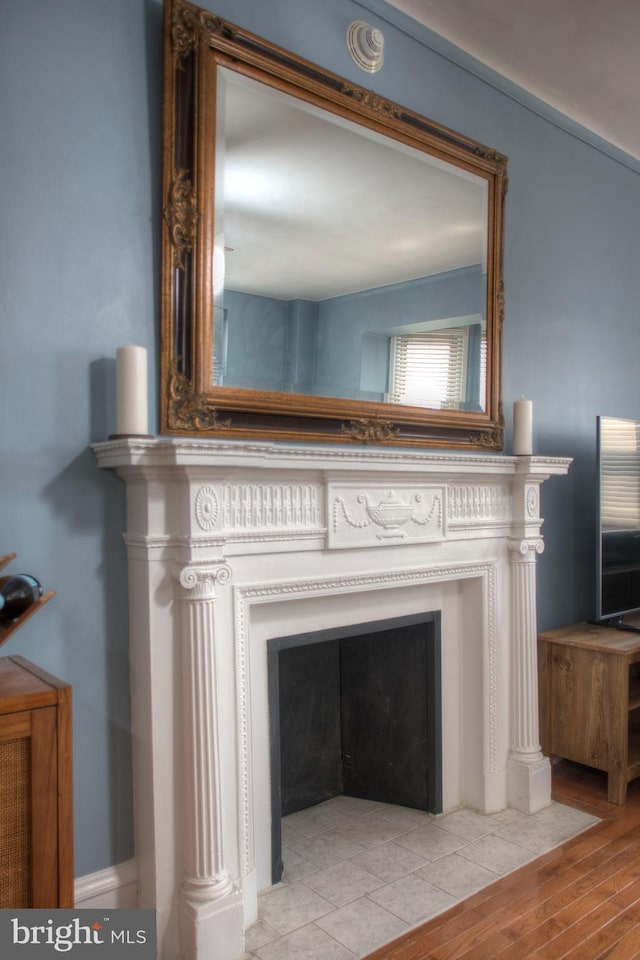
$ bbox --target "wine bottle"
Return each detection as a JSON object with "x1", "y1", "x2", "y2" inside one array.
[{"x1": 0, "y1": 574, "x2": 43, "y2": 622}]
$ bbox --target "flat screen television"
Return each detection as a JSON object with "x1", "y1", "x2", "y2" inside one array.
[{"x1": 596, "y1": 415, "x2": 640, "y2": 629}]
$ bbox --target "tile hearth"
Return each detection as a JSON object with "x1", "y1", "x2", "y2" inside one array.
[{"x1": 245, "y1": 796, "x2": 598, "y2": 960}]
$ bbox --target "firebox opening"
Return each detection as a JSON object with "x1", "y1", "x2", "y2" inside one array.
[{"x1": 268, "y1": 612, "x2": 442, "y2": 884}]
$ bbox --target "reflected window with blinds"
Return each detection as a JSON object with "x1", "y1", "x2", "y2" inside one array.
[
  {"x1": 388, "y1": 329, "x2": 468, "y2": 409},
  {"x1": 596, "y1": 416, "x2": 640, "y2": 622}
]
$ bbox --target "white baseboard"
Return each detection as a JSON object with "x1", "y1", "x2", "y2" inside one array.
[{"x1": 74, "y1": 858, "x2": 138, "y2": 909}]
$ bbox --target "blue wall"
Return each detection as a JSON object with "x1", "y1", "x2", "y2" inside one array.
[
  {"x1": 0, "y1": 0, "x2": 161, "y2": 875},
  {"x1": 3, "y1": 0, "x2": 640, "y2": 877}
]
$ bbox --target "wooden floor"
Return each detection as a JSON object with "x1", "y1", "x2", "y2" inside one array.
[{"x1": 365, "y1": 761, "x2": 640, "y2": 960}]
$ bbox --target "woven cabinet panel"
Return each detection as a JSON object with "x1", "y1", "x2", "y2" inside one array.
[{"x1": 0, "y1": 737, "x2": 32, "y2": 907}]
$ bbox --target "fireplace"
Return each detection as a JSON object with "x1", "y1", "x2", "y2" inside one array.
[
  {"x1": 94, "y1": 438, "x2": 571, "y2": 960},
  {"x1": 269, "y1": 613, "x2": 442, "y2": 883}
]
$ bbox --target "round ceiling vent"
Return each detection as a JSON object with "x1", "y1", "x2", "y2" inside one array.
[{"x1": 346, "y1": 20, "x2": 384, "y2": 73}]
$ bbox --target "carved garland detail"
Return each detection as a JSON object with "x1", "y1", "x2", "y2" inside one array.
[
  {"x1": 164, "y1": 169, "x2": 199, "y2": 270},
  {"x1": 171, "y1": 0, "x2": 237, "y2": 65},
  {"x1": 170, "y1": 1, "x2": 228, "y2": 60},
  {"x1": 474, "y1": 146, "x2": 508, "y2": 169},
  {"x1": 339, "y1": 83, "x2": 402, "y2": 119},
  {"x1": 341, "y1": 418, "x2": 400, "y2": 444},
  {"x1": 333, "y1": 491, "x2": 441, "y2": 536},
  {"x1": 476, "y1": 426, "x2": 504, "y2": 448},
  {"x1": 168, "y1": 368, "x2": 231, "y2": 432},
  {"x1": 497, "y1": 280, "x2": 505, "y2": 332},
  {"x1": 170, "y1": 0, "x2": 199, "y2": 64}
]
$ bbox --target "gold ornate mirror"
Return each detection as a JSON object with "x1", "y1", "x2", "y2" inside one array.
[{"x1": 161, "y1": 0, "x2": 507, "y2": 448}]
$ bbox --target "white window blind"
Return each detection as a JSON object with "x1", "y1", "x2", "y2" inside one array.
[
  {"x1": 389, "y1": 329, "x2": 467, "y2": 408},
  {"x1": 601, "y1": 417, "x2": 640, "y2": 528}
]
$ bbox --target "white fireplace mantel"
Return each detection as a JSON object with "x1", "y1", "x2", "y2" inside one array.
[{"x1": 94, "y1": 438, "x2": 571, "y2": 960}]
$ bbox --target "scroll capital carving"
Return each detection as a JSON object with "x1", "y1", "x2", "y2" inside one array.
[
  {"x1": 508, "y1": 537, "x2": 544, "y2": 560},
  {"x1": 177, "y1": 563, "x2": 232, "y2": 599}
]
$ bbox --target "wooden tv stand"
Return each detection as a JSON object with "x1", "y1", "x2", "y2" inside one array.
[{"x1": 538, "y1": 621, "x2": 640, "y2": 804}]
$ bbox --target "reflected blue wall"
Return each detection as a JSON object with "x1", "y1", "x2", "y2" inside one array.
[
  {"x1": 3, "y1": 0, "x2": 640, "y2": 878},
  {"x1": 314, "y1": 265, "x2": 483, "y2": 398},
  {"x1": 224, "y1": 265, "x2": 483, "y2": 400},
  {"x1": 224, "y1": 290, "x2": 289, "y2": 391}
]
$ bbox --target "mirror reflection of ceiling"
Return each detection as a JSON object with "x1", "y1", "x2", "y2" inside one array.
[
  {"x1": 218, "y1": 69, "x2": 488, "y2": 302},
  {"x1": 388, "y1": 0, "x2": 640, "y2": 162}
]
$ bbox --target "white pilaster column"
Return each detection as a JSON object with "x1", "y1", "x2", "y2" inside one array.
[
  {"x1": 507, "y1": 537, "x2": 551, "y2": 813},
  {"x1": 176, "y1": 563, "x2": 243, "y2": 960}
]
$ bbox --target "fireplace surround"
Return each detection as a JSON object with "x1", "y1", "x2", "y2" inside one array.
[{"x1": 94, "y1": 438, "x2": 570, "y2": 960}]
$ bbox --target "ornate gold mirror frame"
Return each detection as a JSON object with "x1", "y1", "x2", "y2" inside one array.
[{"x1": 161, "y1": 0, "x2": 507, "y2": 448}]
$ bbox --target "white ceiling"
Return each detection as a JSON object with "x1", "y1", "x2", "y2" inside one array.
[
  {"x1": 221, "y1": 70, "x2": 487, "y2": 301},
  {"x1": 386, "y1": 0, "x2": 640, "y2": 162}
]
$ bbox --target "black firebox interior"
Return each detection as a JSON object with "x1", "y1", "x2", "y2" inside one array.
[{"x1": 267, "y1": 612, "x2": 442, "y2": 883}]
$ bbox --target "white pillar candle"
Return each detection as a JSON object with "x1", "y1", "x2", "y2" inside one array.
[
  {"x1": 116, "y1": 344, "x2": 148, "y2": 436},
  {"x1": 513, "y1": 399, "x2": 533, "y2": 455}
]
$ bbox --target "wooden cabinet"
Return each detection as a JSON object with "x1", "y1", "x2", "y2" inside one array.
[
  {"x1": 538, "y1": 622, "x2": 640, "y2": 804},
  {"x1": 0, "y1": 656, "x2": 73, "y2": 907}
]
